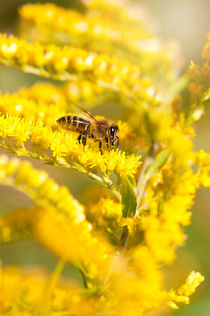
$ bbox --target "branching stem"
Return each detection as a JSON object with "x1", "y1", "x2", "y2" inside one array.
[
  {"x1": 118, "y1": 141, "x2": 158, "y2": 255},
  {"x1": 104, "y1": 142, "x2": 158, "y2": 286}
]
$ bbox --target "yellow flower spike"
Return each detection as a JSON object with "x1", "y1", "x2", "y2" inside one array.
[
  {"x1": 167, "y1": 300, "x2": 179, "y2": 310},
  {"x1": 193, "y1": 150, "x2": 210, "y2": 187},
  {"x1": 82, "y1": 0, "x2": 145, "y2": 25},
  {"x1": 0, "y1": 114, "x2": 33, "y2": 144},
  {"x1": 0, "y1": 33, "x2": 163, "y2": 104},
  {"x1": 19, "y1": 82, "x2": 67, "y2": 105},
  {"x1": 38, "y1": 178, "x2": 59, "y2": 200},
  {"x1": 0, "y1": 60, "x2": 161, "y2": 115},
  {"x1": 136, "y1": 156, "x2": 201, "y2": 264},
  {"x1": 0, "y1": 265, "x2": 100, "y2": 315},
  {"x1": 31, "y1": 123, "x2": 53, "y2": 151},
  {"x1": 0, "y1": 207, "x2": 36, "y2": 244},
  {"x1": 19, "y1": 3, "x2": 149, "y2": 46},
  {"x1": 178, "y1": 271, "x2": 205, "y2": 297},
  {"x1": 0, "y1": 155, "x2": 84, "y2": 219},
  {"x1": 0, "y1": 155, "x2": 114, "y2": 283},
  {"x1": 139, "y1": 213, "x2": 185, "y2": 264},
  {"x1": 117, "y1": 120, "x2": 142, "y2": 153},
  {"x1": 15, "y1": 161, "x2": 35, "y2": 185},
  {"x1": 36, "y1": 206, "x2": 114, "y2": 283},
  {"x1": 4, "y1": 157, "x2": 20, "y2": 176},
  {"x1": 0, "y1": 90, "x2": 67, "y2": 127},
  {"x1": 130, "y1": 246, "x2": 163, "y2": 287},
  {"x1": 65, "y1": 78, "x2": 121, "y2": 107},
  {"x1": 186, "y1": 35, "x2": 210, "y2": 125},
  {"x1": 0, "y1": 114, "x2": 139, "y2": 191},
  {"x1": 18, "y1": 3, "x2": 168, "y2": 78},
  {"x1": 115, "y1": 152, "x2": 141, "y2": 177},
  {"x1": 86, "y1": 197, "x2": 122, "y2": 237},
  {"x1": 63, "y1": 81, "x2": 82, "y2": 102},
  {"x1": 164, "y1": 271, "x2": 204, "y2": 310}
]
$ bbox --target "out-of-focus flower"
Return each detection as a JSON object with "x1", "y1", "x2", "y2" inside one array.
[{"x1": 0, "y1": 1, "x2": 208, "y2": 315}]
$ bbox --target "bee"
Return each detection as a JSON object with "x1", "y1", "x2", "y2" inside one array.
[{"x1": 56, "y1": 104, "x2": 119, "y2": 154}]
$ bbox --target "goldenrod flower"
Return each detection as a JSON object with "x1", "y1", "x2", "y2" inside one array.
[
  {"x1": 0, "y1": 114, "x2": 140, "y2": 190},
  {"x1": 0, "y1": 90, "x2": 66, "y2": 127},
  {"x1": 0, "y1": 155, "x2": 84, "y2": 220},
  {"x1": 0, "y1": 1, "x2": 208, "y2": 315},
  {"x1": 194, "y1": 150, "x2": 210, "y2": 187},
  {"x1": 86, "y1": 197, "x2": 122, "y2": 242},
  {"x1": 0, "y1": 155, "x2": 114, "y2": 283},
  {"x1": 0, "y1": 207, "x2": 35, "y2": 244},
  {"x1": 19, "y1": 3, "x2": 179, "y2": 81},
  {"x1": 166, "y1": 271, "x2": 205, "y2": 310},
  {"x1": 186, "y1": 33, "x2": 210, "y2": 124},
  {"x1": 0, "y1": 265, "x2": 102, "y2": 315},
  {"x1": 0, "y1": 33, "x2": 141, "y2": 91},
  {"x1": 178, "y1": 271, "x2": 205, "y2": 297},
  {"x1": 36, "y1": 206, "x2": 114, "y2": 284},
  {"x1": 19, "y1": 3, "x2": 150, "y2": 47}
]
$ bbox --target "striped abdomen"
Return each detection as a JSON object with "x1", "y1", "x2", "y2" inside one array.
[{"x1": 56, "y1": 115, "x2": 90, "y2": 134}]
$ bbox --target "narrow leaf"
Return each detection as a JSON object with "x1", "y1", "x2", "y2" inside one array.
[
  {"x1": 120, "y1": 176, "x2": 137, "y2": 217},
  {"x1": 145, "y1": 149, "x2": 170, "y2": 179}
]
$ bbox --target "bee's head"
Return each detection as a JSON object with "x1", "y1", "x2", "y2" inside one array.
[{"x1": 109, "y1": 125, "x2": 119, "y2": 145}]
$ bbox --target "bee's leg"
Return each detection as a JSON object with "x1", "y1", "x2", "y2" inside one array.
[
  {"x1": 111, "y1": 140, "x2": 114, "y2": 151},
  {"x1": 77, "y1": 134, "x2": 82, "y2": 144},
  {"x1": 105, "y1": 135, "x2": 110, "y2": 151},
  {"x1": 81, "y1": 123, "x2": 90, "y2": 146},
  {"x1": 116, "y1": 136, "x2": 119, "y2": 153},
  {"x1": 98, "y1": 140, "x2": 102, "y2": 154},
  {"x1": 94, "y1": 139, "x2": 103, "y2": 154}
]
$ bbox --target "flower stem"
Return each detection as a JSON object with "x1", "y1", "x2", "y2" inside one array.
[{"x1": 118, "y1": 141, "x2": 158, "y2": 255}]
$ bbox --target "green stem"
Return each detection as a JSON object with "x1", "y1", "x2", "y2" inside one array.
[
  {"x1": 118, "y1": 142, "x2": 158, "y2": 257},
  {"x1": 77, "y1": 264, "x2": 88, "y2": 289},
  {"x1": 34, "y1": 258, "x2": 65, "y2": 316},
  {"x1": 136, "y1": 141, "x2": 158, "y2": 214}
]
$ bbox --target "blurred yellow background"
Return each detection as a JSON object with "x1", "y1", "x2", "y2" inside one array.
[{"x1": 0, "y1": 1, "x2": 209, "y2": 315}]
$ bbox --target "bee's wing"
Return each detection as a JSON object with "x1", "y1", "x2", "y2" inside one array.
[{"x1": 72, "y1": 103, "x2": 101, "y2": 124}]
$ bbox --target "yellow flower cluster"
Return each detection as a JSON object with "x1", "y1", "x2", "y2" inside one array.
[
  {"x1": 0, "y1": 85, "x2": 144, "y2": 154},
  {"x1": 0, "y1": 265, "x2": 100, "y2": 315},
  {"x1": 166, "y1": 271, "x2": 205, "y2": 309},
  {"x1": 19, "y1": 3, "x2": 178, "y2": 81},
  {"x1": 0, "y1": 0, "x2": 208, "y2": 315},
  {"x1": 0, "y1": 207, "x2": 34, "y2": 244},
  {"x1": 121, "y1": 163, "x2": 198, "y2": 264},
  {"x1": 36, "y1": 206, "x2": 114, "y2": 284},
  {"x1": 19, "y1": 82, "x2": 67, "y2": 105},
  {"x1": 0, "y1": 91, "x2": 66, "y2": 127},
  {"x1": 189, "y1": 33, "x2": 210, "y2": 96},
  {"x1": 63, "y1": 79, "x2": 119, "y2": 105},
  {"x1": 2, "y1": 155, "x2": 194, "y2": 313},
  {"x1": 0, "y1": 114, "x2": 140, "y2": 184},
  {"x1": 186, "y1": 33, "x2": 210, "y2": 124},
  {"x1": 0, "y1": 155, "x2": 84, "y2": 221},
  {"x1": 178, "y1": 271, "x2": 205, "y2": 297},
  {"x1": 86, "y1": 197, "x2": 122, "y2": 241},
  {"x1": 2, "y1": 77, "x2": 157, "y2": 118},
  {"x1": 194, "y1": 149, "x2": 210, "y2": 187},
  {"x1": 0, "y1": 155, "x2": 114, "y2": 284},
  {"x1": 0, "y1": 33, "x2": 145, "y2": 95},
  {"x1": 19, "y1": 3, "x2": 149, "y2": 47},
  {"x1": 0, "y1": 263, "x2": 203, "y2": 316},
  {"x1": 126, "y1": 137, "x2": 197, "y2": 265}
]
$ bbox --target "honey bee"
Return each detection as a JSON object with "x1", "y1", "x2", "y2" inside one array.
[{"x1": 56, "y1": 104, "x2": 119, "y2": 153}]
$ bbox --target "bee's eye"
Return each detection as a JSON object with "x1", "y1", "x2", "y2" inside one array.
[{"x1": 110, "y1": 127, "x2": 115, "y2": 137}]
